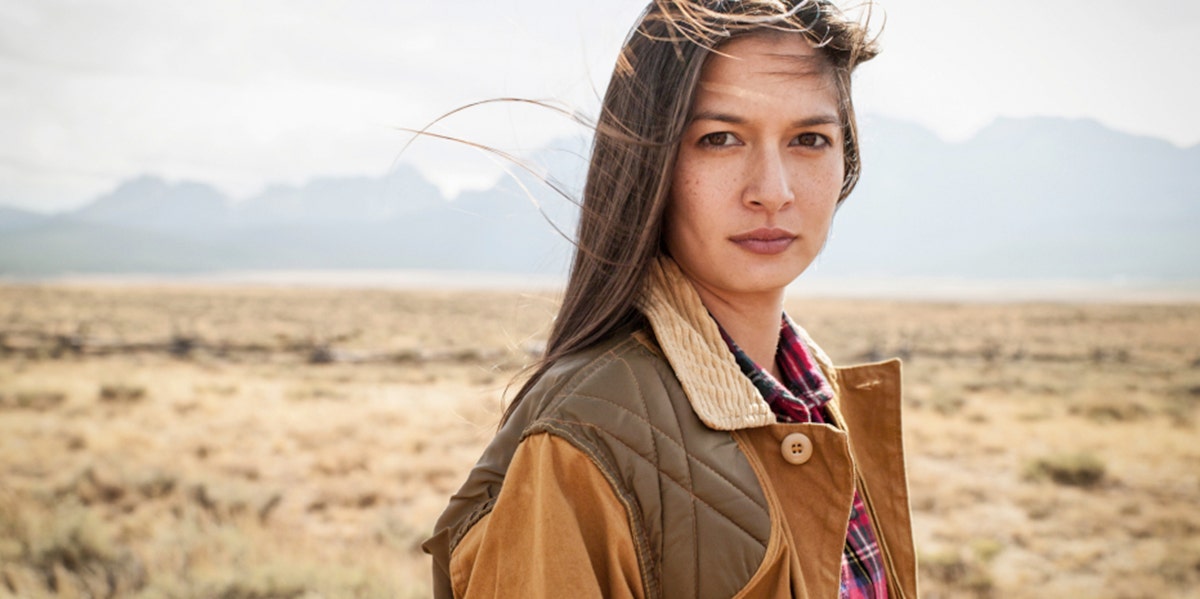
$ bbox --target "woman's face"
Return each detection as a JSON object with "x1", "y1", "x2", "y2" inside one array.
[{"x1": 664, "y1": 33, "x2": 844, "y2": 303}]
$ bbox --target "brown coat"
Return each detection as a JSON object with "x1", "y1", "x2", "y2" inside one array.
[{"x1": 423, "y1": 258, "x2": 918, "y2": 598}]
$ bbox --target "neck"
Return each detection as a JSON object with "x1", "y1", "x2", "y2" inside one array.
[{"x1": 692, "y1": 284, "x2": 785, "y2": 380}]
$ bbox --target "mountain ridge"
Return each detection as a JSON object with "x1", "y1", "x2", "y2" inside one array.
[{"x1": 1, "y1": 116, "x2": 1196, "y2": 281}]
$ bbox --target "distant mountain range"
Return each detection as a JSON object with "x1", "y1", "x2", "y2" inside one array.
[
  {"x1": 1, "y1": 116, "x2": 1197, "y2": 281},
  {"x1": 819, "y1": 116, "x2": 1200, "y2": 281}
]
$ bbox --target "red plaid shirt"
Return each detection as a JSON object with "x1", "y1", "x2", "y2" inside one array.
[{"x1": 719, "y1": 316, "x2": 888, "y2": 599}]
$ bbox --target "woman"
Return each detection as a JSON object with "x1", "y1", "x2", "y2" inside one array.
[{"x1": 423, "y1": 1, "x2": 916, "y2": 597}]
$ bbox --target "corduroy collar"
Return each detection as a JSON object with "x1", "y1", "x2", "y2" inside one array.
[{"x1": 637, "y1": 256, "x2": 841, "y2": 431}]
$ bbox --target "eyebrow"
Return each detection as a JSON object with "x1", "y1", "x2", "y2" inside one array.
[{"x1": 689, "y1": 110, "x2": 841, "y2": 128}]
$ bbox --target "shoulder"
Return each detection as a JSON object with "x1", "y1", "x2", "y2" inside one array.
[
  {"x1": 512, "y1": 327, "x2": 683, "y2": 434},
  {"x1": 518, "y1": 327, "x2": 773, "y2": 599},
  {"x1": 511, "y1": 325, "x2": 705, "y2": 522},
  {"x1": 427, "y1": 326, "x2": 694, "y2": 598}
]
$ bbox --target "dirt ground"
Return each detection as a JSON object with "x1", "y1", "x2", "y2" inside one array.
[{"x1": 1, "y1": 283, "x2": 1197, "y2": 598}]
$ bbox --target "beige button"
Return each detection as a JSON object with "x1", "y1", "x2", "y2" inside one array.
[{"x1": 781, "y1": 432, "x2": 813, "y2": 465}]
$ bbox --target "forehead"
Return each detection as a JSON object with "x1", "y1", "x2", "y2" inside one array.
[{"x1": 693, "y1": 34, "x2": 838, "y2": 111}]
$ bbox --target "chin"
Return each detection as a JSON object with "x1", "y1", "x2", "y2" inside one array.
[
  {"x1": 731, "y1": 265, "x2": 809, "y2": 295},
  {"x1": 745, "y1": 255, "x2": 812, "y2": 285}
]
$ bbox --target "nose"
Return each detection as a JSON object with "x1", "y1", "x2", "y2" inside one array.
[{"x1": 743, "y1": 146, "x2": 794, "y2": 212}]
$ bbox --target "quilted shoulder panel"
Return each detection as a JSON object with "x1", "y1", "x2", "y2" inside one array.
[{"x1": 528, "y1": 332, "x2": 771, "y2": 599}]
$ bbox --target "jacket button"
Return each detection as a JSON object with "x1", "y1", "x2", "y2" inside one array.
[{"x1": 780, "y1": 432, "x2": 813, "y2": 465}]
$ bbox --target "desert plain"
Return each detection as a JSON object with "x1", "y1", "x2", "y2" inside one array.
[{"x1": 0, "y1": 282, "x2": 1197, "y2": 598}]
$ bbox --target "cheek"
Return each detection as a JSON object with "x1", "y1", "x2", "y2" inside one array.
[
  {"x1": 672, "y1": 158, "x2": 733, "y2": 216},
  {"x1": 666, "y1": 159, "x2": 703, "y2": 234},
  {"x1": 663, "y1": 192, "x2": 696, "y2": 253},
  {"x1": 811, "y1": 152, "x2": 845, "y2": 191},
  {"x1": 666, "y1": 180, "x2": 720, "y2": 242},
  {"x1": 811, "y1": 189, "x2": 841, "y2": 225},
  {"x1": 670, "y1": 158, "x2": 698, "y2": 205},
  {"x1": 801, "y1": 157, "x2": 845, "y2": 213},
  {"x1": 663, "y1": 185, "x2": 720, "y2": 263}
]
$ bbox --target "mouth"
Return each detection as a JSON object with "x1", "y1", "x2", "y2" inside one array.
[{"x1": 729, "y1": 228, "x2": 797, "y2": 255}]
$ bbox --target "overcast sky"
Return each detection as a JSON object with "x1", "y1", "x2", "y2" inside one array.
[{"x1": 2, "y1": 0, "x2": 1198, "y2": 213}]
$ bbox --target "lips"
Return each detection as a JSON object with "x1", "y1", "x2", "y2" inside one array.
[{"x1": 729, "y1": 228, "x2": 796, "y2": 255}]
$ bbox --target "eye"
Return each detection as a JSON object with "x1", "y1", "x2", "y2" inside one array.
[
  {"x1": 699, "y1": 132, "x2": 740, "y2": 147},
  {"x1": 793, "y1": 132, "x2": 831, "y2": 148}
]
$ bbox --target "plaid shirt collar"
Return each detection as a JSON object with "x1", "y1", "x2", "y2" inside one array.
[{"x1": 716, "y1": 315, "x2": 835, "y2": 424}]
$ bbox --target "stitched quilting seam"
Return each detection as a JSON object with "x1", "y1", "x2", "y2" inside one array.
[
  {"x1": 537, "y1": 336, "x2": 643, "y2": 416},
  {"x1": 536, "y1": 343, "x2": 769, "y2": 513},
  {"x1": 566, "y1": 388, "x2": 770, "y2": 512},
  {"x1": 538, "y1": 417, "x2": 769, "y2": 546}
]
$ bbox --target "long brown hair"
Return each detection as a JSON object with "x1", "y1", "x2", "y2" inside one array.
[{"x1": 505, "y1": 0, "x2": 879, "y2": 422}]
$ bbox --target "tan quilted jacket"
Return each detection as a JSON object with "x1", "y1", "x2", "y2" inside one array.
[{"x1": 423, "y1": 257, "x2": 918, "y2": 598}]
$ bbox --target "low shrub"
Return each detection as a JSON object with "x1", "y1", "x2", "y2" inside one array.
[
  {"x1": 98, "y1": 383, "x2": 147, "y2": 404},
  {"x1": 0, "y1": 390, "x2": 67, "y2": 411},
  {"x1": 1025, "y1": 452, "x2": 1106, "y2": 488},
  {"x1": 920, "y1": 547, "x2": 995, "y2": 597},
  {"x1": 0, "y1": 493, "x2": 145, "y2": 596}
]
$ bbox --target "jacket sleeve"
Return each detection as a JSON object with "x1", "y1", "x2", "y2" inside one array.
[{"x1": 448, "y1": 432, "x2": 646, "y2": 598}]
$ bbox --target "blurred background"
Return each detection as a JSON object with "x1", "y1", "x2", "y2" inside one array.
[{"x1": 1, "y1": 1, "x2": 1198, "y2": 598}]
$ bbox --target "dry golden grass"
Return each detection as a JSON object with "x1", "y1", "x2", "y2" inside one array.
[{"x1": 1, "y1": 284, "x2": 1197, "y2": 598}]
